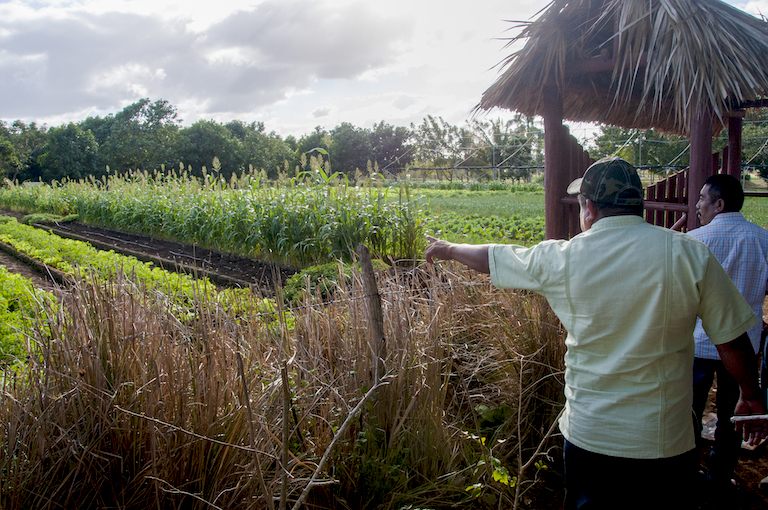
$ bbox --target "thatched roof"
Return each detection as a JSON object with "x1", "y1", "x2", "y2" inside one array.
[{"x1": 476, "y1": 0, "x2": 768, "y2": 135}]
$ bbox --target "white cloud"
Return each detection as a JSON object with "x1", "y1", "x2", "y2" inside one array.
[
  {"x1": 15, "y1": 0, "x2": 760, "y2": 138},
  {"x1": 739, "y1": 1, "x2": 768, "y2": 16}
]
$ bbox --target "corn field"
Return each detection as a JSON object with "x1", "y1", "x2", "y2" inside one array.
[{"x1": 0, "y1": 166, "x2": 426, "y2": 268}]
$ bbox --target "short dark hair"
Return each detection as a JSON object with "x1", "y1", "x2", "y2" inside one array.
[{"x1": 703, "y1": 174, "x2": 744, "y2": 212}]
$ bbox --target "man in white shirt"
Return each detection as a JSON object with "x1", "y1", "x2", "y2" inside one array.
[
  {"x1": 689, "y1": 173, "x2": 768, "y2": 492},
  {"x1": 425, "y1": 157, "x2": 767, "y2": 509}
]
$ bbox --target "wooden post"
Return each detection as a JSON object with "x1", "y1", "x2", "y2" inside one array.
[
  {"x1": 655, "y1": 180, "x2": 667, "y2": 227},
  {"x1": 728, "y1": 115, "x2": 743, "y2": 179},
  {"x1": 543, "y1": 85, "x2": 569, "y2": 240},
  {"x1": 357, "y1": 244, "x2": 385, "y2": 382},
  {"x1": 645, "y1": 184, "x2": 656, "y2": 224},
  {"x1": 280, "y1": 364, "x2": 290, "y2": 510},
  {"x1": 677, "y1": 170, "x2": 687, "y2": 230},
  {"x1": 688, "y1": 108, "x2": 713, "y2": 231}
]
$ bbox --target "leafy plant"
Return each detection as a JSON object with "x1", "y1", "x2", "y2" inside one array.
[
  {"x1": 0, "y1": 266, "x2": 55, "y2": 362},
  {"x1": 283, "y1": 258, "x2": 388, "y2": 305},
  {"x1": 0, "y1": 215, "x2": 285, "y2": 328}
]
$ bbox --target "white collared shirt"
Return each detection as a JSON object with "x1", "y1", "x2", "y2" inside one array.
[{"x1": 688, "y1": 212, "x2": 768, "y2": 359}]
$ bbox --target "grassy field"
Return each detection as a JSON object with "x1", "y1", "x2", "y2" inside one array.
[
  {"x1": 743, "y1": 197, "x2": 768, "y2": 228},
  {"x1": 420, "y1": 188, "x2": 545, "y2": 219},
  {"x1": 419, "y1": 183, "x2": 768, "y2": 230}
]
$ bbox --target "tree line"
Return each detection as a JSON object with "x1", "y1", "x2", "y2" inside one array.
[
  {"x1": 0, "y1": 98, "x2": 543, "y2": 184},
  {"x1": 589, "y1": 114, "x2": 768, "y2": 178},
  {"x1": 4, "y1": 98, "x2": 765, "y2": 184}
]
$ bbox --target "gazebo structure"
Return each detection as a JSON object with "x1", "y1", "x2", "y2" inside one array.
[{"x1": 476, "y1": 0, "x2": 768, "y2": 239}]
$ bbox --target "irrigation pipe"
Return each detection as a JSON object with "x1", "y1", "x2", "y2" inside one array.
[{"x1": 290, "y1": 374, "x2": 393, "y2": 510}]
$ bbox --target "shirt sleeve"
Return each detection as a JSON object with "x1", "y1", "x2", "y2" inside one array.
[{"x1": 488, "y1": 240, "x2": 566, "y2": 292}]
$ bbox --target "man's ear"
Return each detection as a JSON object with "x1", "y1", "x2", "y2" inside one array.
[
  {"x1": 585, "y1": 199, "x2": 600, "y2": 221},
  {"x1": 714, "y1": 197, "x2": 725, "y2": 214},
  {"x1": 580, "y1": 198, "x2": 599, "y2": 230}
]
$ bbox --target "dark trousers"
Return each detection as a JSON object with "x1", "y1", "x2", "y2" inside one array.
[
  {"x1": 563, "y1": 439, "x2": 697, "y2": 510},
  {"x1": 691, "y1": 357, "x2": 742, "y2": 483}
]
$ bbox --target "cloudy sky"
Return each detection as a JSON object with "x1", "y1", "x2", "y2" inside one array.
[{"x1": 1, "y1": 0, "x2": 766, "y2": 139}]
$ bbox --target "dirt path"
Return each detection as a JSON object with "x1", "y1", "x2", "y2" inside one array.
[{"x1": 0, "y1": 247, "x2": 60, "y2": 292}]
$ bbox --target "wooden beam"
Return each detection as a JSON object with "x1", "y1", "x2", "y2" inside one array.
[
  {"x1": 543, "y1": 84, "x2": 569, "y2": 240},
  {"x1": 561, "y1": 196, "x2": 688, "y2": 213},
  {"x1": 727, "y1": 116, "x2": 743, "y2": 179},
  {"x1": 736, "y1": 99, "x2": 768, "y2": 110},
  {"x1": 688, "y1": 108, "x2": 713, "y2": 231}
]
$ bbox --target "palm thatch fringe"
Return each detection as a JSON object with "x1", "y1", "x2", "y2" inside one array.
[{"x1": 476, "y1": 0, "x2": 768, "y2": 135}]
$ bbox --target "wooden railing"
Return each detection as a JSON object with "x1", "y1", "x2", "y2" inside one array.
[
  {"x1": 558, "y1": 143, "x2": 766, "y2": 238},
  {"x1": 644, "y1": 169, "x2": 688, "y2": 230}
]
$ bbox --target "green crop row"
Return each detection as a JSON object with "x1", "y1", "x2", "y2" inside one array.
[
  {"x1": 0, "y1": 265, "x2": 56, "y2": 363},
  {"x1": 427, "y1": 212, "x2": 545, "y2": 245},
  {"x1": 0, "y1": 216, "x2": 287, "y2": 328},
  {"x1": 0, "y1": 169, "x2": 427, "y2": 268}
]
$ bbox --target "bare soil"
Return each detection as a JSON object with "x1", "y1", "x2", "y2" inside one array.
[
  {"x1": 0, "y1": 211, "x2": 296, "y2": 294},
  {"x1": 1, "y1": 212, "x2": 768, "y2": 508}
]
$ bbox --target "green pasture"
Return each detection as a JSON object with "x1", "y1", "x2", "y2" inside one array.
[
  {"x1": 422, "y1": 186, "x2": 768, "y2": 234},
  {"x1": 419, "y1": 186, "x2": 546, "y2": 245},
  {"x1": 743, "y1": 197, "x2": 768, "y2": 228},
  {"x1": 420, "y1": 187, "x2": 545, "y2": 219}
]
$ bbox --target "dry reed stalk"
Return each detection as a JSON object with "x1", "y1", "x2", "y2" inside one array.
[{"x1": 1, "y1": 259, "x2": 566, "y2": 509}]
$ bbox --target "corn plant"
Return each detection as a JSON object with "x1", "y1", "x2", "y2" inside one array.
[{"x1": 0, "y1": 170, "x2": 428, "y2": 268}]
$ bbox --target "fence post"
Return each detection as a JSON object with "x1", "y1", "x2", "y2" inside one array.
[{"x1": 357, "y1": 244, "x2": 386, "y2": 382}]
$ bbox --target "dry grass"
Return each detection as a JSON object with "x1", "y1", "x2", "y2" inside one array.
[{"x1": 0, "y1": 262, "x2": 566, "y2": 509}]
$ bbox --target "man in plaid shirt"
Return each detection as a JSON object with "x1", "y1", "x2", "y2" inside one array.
[{"x1": 689, "y1": 173, "x2": 768, "y2": 492}]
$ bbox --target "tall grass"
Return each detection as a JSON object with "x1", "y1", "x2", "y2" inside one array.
[{"x1": 0, "y1": 262, "x2": 566, "y2": 509}]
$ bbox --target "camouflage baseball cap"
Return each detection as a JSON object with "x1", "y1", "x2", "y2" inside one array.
[{"x1": 566, "y1": 157, "x2": 644, "y2": 206}]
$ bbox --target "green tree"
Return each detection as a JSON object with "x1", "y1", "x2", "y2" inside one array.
[
  {"x1": 37, "y1": 123, "x2": 98, "y2": 182},
  {"x1": 226, "y1": 120, "x2": 296, "y2": 179},
  {"x1": 409, "y1": 116, "x2": 464, "y2": 180},
  {"x1": 99, "y1": 98, "x2": 181, "y2": 172},
  {"x1": 0, "y1": 122, "x2": 19, "y2": 182},
  {"x1": 178, "y1": 120, "x2": 244, "y2": 180},
  {"x1": 330, "y1": 122, "x2": 371, "y2": 178},
  {"x1": 467, "y1": 118, "x2": 539, "y2": 181},
  {"x1": 295, "y1": 127, "x2": 332, "y2": 174},
  {"x1": 369, "y1": 121, "x2": 413, "y2": 177},
  {"x1": 590, "y1": 126, "x2": 691, "y2": 173},
  {"x1": 0, "y1": 139, "x2": 16, "y2": 182},
  {"x1": 741, "y1": 111, "x2": 768, "y2": 177},
  {"x1": 2, "y1": 120, "x2": 49, "y2": 182}
]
